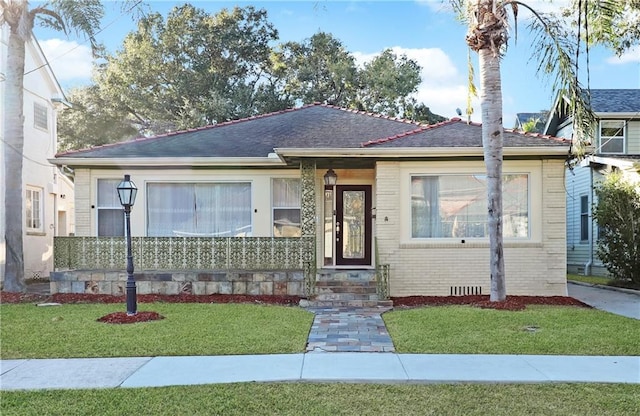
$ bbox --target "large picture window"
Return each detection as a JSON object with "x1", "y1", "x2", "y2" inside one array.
[
  {"x1": 599, "y1": 120, "x2": 625, "y2": 153},
  {"x1": 272, "y1": 178, "x2": 301, "y2": 237},
  {"x1": 26, "y1": 186, "x2": 43, "y2": 232},
  {"x1": 97, "y1": 179, "x2": 124, "y2": 236},
  {"x1": 411, "y1": 174, "x2": 529, "y2": 239},
  {"x1": 147, "y1": 182, "x2": 251, "y2": 237}
]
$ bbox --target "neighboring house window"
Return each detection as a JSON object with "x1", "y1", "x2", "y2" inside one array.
[
  {"x1": 97, "y1": 179, "x2": 125, "y2": 237},
  {"x1": 34, "y1": 102, "x2": 48, "y2": 131},
  {"x1": 599, "y1": 120, "x2": 625, "y2": 153},
  {"x1": 580, "y1": 195, "x2": 589, "y2": 241},
  {"x1": 26, "y1": 186, "x2": 44, "y2": 232},
  {"x1": 272, "y1": 178, "x2": 301, "y2": 237},
  {"x1": 411, "y1": 174, "x2": 529, "y2": 238},
  {"x1": 147, "y1": 182, "x2": 252, "y2": 237}
]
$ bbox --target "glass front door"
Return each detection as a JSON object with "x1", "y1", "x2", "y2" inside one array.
[{"x1": 332, "y1": 185, "x2": 372, "y2": 266}]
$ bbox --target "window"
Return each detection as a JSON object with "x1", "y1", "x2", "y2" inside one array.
[
  {"x1": 147, "y1": 182, "x2": 251, "y2": 237},
  {"x1": 34, "y1": 102, "x2": 48, "y2": 130},
  {"x1": 272, "y1": 178, "x2": 301, "y2": 237},
  {"x1": 26, "y1": 186, "x2": 43, "y2": 232},
  {"x1": 580, "y1": 195, "x2": 589, "y2": 241},
  {"x1": 97, "y1": 179, "x2": 124, "y2": 236},
  {"x1": 599, "y1": 120, "x2": 625, "y2": 153},
  {"x1": 411, "y1": 174, "x2": 529, "y2": 239}
]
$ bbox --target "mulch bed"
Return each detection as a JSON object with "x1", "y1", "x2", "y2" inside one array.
[{"x1": 1, "y1": 292, "x2": 591, "y2": 324}]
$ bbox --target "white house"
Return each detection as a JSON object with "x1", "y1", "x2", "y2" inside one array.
[{"x1": 1, "y1": 27, "x2": 75, "y2": 286}]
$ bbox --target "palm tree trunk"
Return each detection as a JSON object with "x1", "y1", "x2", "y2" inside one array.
[
  {"x1": 478, "y1": 48, "x2": 506, "y2": 302},
  {"x1": 3, "y1": 28, "x2": 27, "y2": 292}
]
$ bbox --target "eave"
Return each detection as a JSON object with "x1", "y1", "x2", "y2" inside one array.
[
  {"x1": 274, "y1": 146, "x2": 569, "y2": 158},
  {"x1": 48, "y1": 156, "x2": 288, "y2": 168}
]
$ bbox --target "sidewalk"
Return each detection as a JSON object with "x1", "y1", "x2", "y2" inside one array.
[{"x1": 2, "y1": 353, "x2": 638, "y2": 390}]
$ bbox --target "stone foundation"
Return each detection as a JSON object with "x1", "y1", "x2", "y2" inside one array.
[{"x1": 50, "y1": 270, "x2": 304, "y2": 296}]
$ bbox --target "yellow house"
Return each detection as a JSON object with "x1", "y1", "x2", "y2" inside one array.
[{"x1": 50, "y1": 104, "x2": 569, "y2": 302}]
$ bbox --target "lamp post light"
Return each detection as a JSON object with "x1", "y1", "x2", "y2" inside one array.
[
  {"x1": 117, "y1": 175, "x2": 138, "y2": 316},
  {"x1": 323, "y1": 169, "x2": 338, "y2": 186}
]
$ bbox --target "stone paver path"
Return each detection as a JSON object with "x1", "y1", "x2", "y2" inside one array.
[{"x1": 305, "y1": 307, "x2": 395, "y2": 352}]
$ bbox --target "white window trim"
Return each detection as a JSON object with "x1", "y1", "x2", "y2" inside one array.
[
  {"x1": 26, "y1": 186, "x2": 44, "y2": 233},
  {"x1": 271, "y1": 178, "x2": 302, "y2": 237},
  {"x1": 399, "y1": 161, "x2": 541, "y2": 246},
  {"x1": 598, "y1": 120, "x2": 625, "y2": 154}
]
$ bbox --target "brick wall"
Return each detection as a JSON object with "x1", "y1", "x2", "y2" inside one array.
[{"x1": 375, "y1": 160, "x2": 567, "y2": 297}]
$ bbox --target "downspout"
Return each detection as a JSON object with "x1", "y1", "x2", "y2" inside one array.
[{"x1": 584, "y1": 164, "x2": 594, "y2": 276}]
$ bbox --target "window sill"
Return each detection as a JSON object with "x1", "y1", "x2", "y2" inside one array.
[{"x1": 400, "y1": 240, "x2": 543, "y2": 249}]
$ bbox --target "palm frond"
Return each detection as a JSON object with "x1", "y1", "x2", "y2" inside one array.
[{"x1": 527, "y1": 12, "x2": 596, "y2": 157}]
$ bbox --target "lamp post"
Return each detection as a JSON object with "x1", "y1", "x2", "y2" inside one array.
[{"x1": 117, "y1": 175, "x2": 138, "y2": 316}]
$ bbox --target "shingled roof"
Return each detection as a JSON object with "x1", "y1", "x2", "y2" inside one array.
[
  {"x1": 55, "y1": 103, "x2": 567, "y2": 160},
  {"x1": 589, "y1": 89, "x2": 640, "y2": 113}
]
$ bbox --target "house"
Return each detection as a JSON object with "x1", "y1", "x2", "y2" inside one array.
[
  {"x1": 0, "y1": 27, "x2": 75, "y2": 286},
  {"x1": 545, "y1": 89, "x2": 640, "y2": 276},
  {"x1": 50, "y1": 104, "x2": 570, "y2": 299}
]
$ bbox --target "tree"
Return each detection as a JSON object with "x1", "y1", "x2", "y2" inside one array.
[
  {"x1": 272, "y1": 32, "x2": 358, "y2": 107},
  {"x1": 57, "y1": 86, "x2": 138, "y2": 151},
  {"x1": 456, "y1": 0, "x2": 596, "y2": 301},
  {"x1": 356, "y1": 49, "x2": 422, "y2": 117},
  {"x1": 593, "y1": 172, "x2": 640, "y2": 285},
  {"x1": 0, "y1": 0, "x2": 112, "y2": 292},
  {"x1": 97, "y1": 4, "x2": 282, "y2": 134},
  {"x1": 563, "y1": 0, "x2": 640, "y2": 56},
  {"x1": 403, "y1": 102, "x2": 448, "y2": 124}
]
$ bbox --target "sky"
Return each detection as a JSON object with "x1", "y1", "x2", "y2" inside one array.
[{"x1": 32, "y1": 0, "x2": 640, "y2": 126}]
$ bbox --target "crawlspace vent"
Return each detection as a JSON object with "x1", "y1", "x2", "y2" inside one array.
[{"x1": 450, "y1": 286, "x2": 482, "y2": 296}]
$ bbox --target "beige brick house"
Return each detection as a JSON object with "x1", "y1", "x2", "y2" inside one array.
[{"x1": 50, "y1": 104, "x2": 569, "y2": 299}]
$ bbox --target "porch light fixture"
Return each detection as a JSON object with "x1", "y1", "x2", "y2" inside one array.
[
  {"x1": 117, "y1": 175, "x2": 138, "y2": 316},
  {"x1": 323, "y1": 169, "x2": 338, "y2": 186}
]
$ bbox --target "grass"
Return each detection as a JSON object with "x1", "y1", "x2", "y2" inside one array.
[
  {"x1": 384, "y1": 305, "x2": 640, "y2": 355},
  {"x1": 0, "y1": 303, "x2": 314, "y2": 359},
  {"x1": 567, "y1": 273, "x2": 613, "y2": 286},
  {"x1": 2, "y1": 383, "x2": 639, "y2": 415},
  {"x1": 568, "y1": 274, "x2": 640, "y2": 290}
]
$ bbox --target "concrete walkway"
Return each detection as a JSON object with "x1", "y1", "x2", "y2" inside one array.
[
  {"x1": 2, "y1": 353, "x2": 638, "y2": 390},
  {"x1": 567, "y1": 282, "x2": 640, "y2": 320}
]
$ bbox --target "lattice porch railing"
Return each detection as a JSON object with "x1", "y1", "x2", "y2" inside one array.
[{"x1": 54, "y1": 236, "x2": 315, "y2": 271}]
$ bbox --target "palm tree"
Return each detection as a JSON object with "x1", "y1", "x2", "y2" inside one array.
[
  {"x1": 0, "y1": 0, "x2": 121, "y2": 292},
  {"x1": 455, "y1": 0, "x2": 596, "y2": 301}
]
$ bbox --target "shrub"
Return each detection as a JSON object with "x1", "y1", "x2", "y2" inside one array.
[{"x1": 593, "y1": 172, "x2": 640, "y2": 284}]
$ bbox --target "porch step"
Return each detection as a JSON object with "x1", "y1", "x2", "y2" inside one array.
[
  {"x1": 300, "y1": 299, "x2": 393, "y2": 308},
  {"x1": 301, "y1": 269, "x2": 392, "y2": 308}
]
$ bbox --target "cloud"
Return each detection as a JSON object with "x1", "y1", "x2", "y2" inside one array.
[
  {"x1": 607, "y1": 46, "x2": 640, "y2": 64},
  {"x1": 37, "y1": 38, "x2": 93, "y2": 83},
  {"x1": 354, "y1": 46, "x2": 474, "y2": 119}
]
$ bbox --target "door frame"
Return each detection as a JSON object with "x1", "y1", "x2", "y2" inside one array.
[{"x1": 334, "y1": 185, "x2": 372, "y2": 266}]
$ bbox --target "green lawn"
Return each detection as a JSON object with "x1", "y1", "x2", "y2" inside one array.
[
  {"x1": 384, "y1": 305, "x2": 640, "y2": 355},
  {"x1": 567, "y1": 273, "x2": 613, "y2": 286},
  {"x1": 2, "y1": 383, "x2": 639, "y2": 416},
  {"x1": 0, "y1": 303, "x2": 314, "y2": 359}
]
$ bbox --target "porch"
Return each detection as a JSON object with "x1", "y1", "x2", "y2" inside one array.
[{"x1": 51, "y1": 236, "x2": 390, "y2": 302}]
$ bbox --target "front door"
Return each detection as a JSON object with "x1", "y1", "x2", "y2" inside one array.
[{"x1": 335, "y1": 185, "x2": 372, "y2": 266}]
